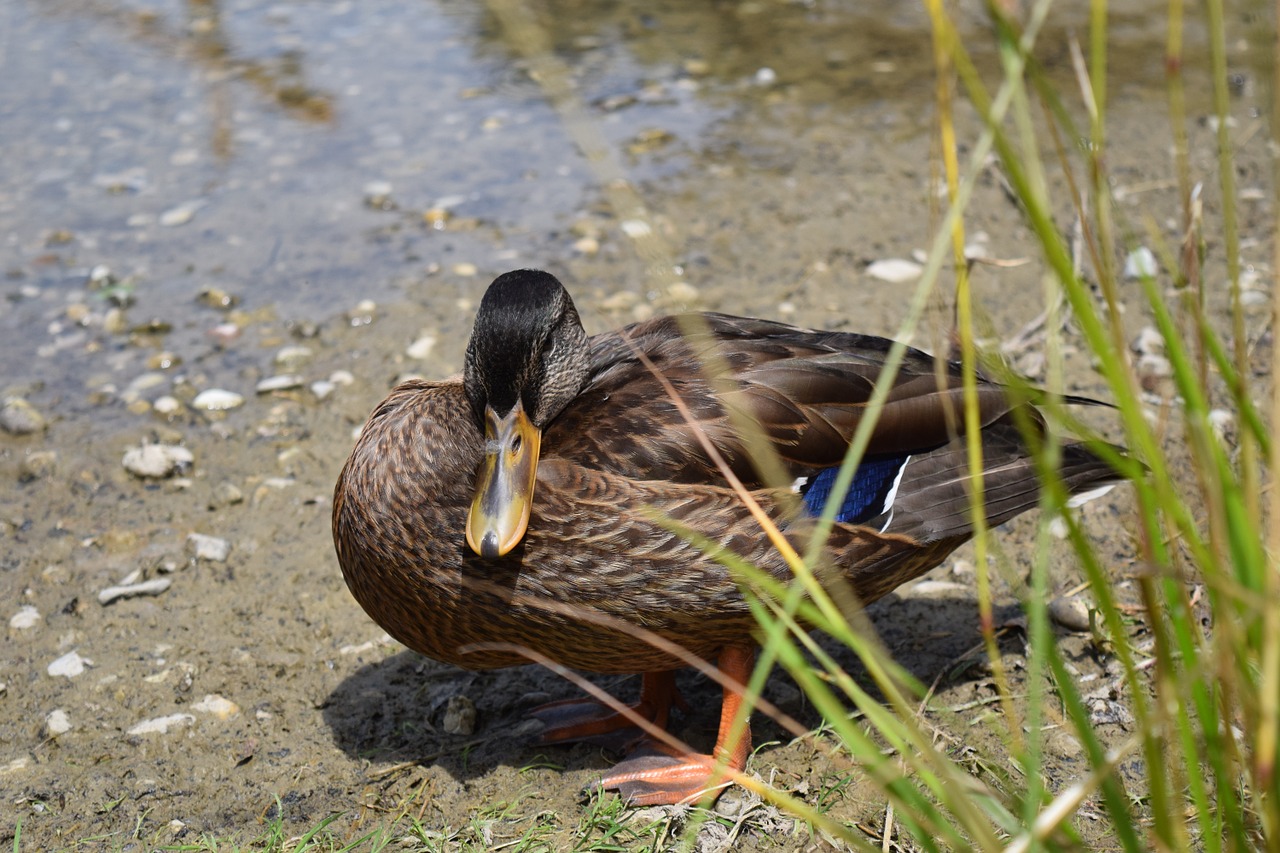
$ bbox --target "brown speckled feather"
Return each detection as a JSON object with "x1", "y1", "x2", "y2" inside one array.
[{"x1": 332, "y1": 311, "x2": 1119, "y2": 674}]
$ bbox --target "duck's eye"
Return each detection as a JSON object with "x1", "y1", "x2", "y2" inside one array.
[{"x1": 511, "y1": 434, "x2": 522, "y2": 453}]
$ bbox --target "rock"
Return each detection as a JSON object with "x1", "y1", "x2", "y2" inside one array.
[
  {"x1": 1046, "y1": 730, "x2": 1084, "y2": 760},
  {"x1": 18, "y1": 450, "x2": 57, "y2": 482},
  {"x1": 405, "y1": 334, "x2": 436, "y2": 360},
  {"x1": 256, "y1": 375, "x2": 304, "y2": 393},
  {"x1": 1, "y1": 397, "x2": 47, "y2": 435},
  {"x1": 127, "y1": 713, "x2": 195, "y2": 735},
  {"x1": 159, "y1": 199, "x2": 205, "y2": 227},
  {"x1": 274, "y1": 345, "x2": 313, "y2": 368},
  {"x1": 48, "y1": 650, "x2": 91, "y2": 678},
  {"x1": 187, "y1": 533, "x2": 230, "y2": 562},
  {"x1": 44, "y1": 709, "x2": 73, "y2": 738},
  {"x1": 866, "y1": 258, "x2": 923, "y2": 283},
  {"x1": 10, "y1": 605, "x2": 41, "y2": 630},
  {"x1": 309, "y1": 380, "x2": 336, "y2": 400},
  {"x1": 192, "y1": 389, "x2": 245, "y2": 411},
  {"x1": 123, "y1": 444, "x2": 193, "y2": 479},
  {"x1": 442, "y1": 695, "x2": 477, "y2": 735},
  {"x1": 152, "y1": 396, "x2": 182, "y2": 416},
  {"x1": 1122, "y1": 247, "x2": 1158, "y2": 279},
  {"x1": 1048, "y1": 594, "x2": 1093, "y2": 632},
  {"x1": 192, "y1": 694, "x2": 240, "y2": 720},
  {"x1": 209, "y1": 481, "x2": 243, "y2": 509},
  {"x1": 98, "y1": 578, "x2": 171, "y2": 605}
]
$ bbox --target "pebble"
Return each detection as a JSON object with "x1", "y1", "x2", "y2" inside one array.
[
  {"x1": 10, "y1": 605, "x2": 41, "y2": 630},
  {"x1": 159, "y1": 199, "x2": 205, "y2": 227},
  {"x1": 192, "y1": 694, "x2": 240, "y2": 720},
  {"x1": 405, "y1": 334, "x2": 437, "y2": 360},
  {"x1": 1123, "y1": 247, "x2": 1158, "y2": 279},
  {"x1": 1046, "y1": 730, "x2": 1084, "y2": 760},
  {"x1": 442, "y1": 695, "x2": 477, "y2": 735},
  {"x1": 210, "y1": 481, "x2": 244, "y2": 508},
  {"x1": 197, "y1": 288, "x2": 239, "y2": 310},
  {"x1": 98, "y1": 578, "x2": 171, "y2": 605},
  {"x1": 1048, "y1": 594, "x2": 1093, "y2": 632},
  {"x1": 192, "y1": 389, "x2": 245, "y2": 411},
  {"x1": 44, "y1": 709, "x2": 73, "y2": 738},
  {"x1": 363, "y1": 181, "x2": 394, "y2": 209},
  {"x1": 572, "y1": 236, "x2": 599, "y2": 255},
  {"x1": 128, "y1": 713, "x2": 195, "y2": 736},
  {"x1": 1208, "y1": 408, "x2": 1235, "y2": 441},
  {"x1": 19, "y1": 450, "x2": 58, "y2": 482},
  {"x1": 451, "y1": 262, "x2": 477, "y2": 277},
  {"x1": 274, "y1": 345, "x2": 313, "y2": 368},
  {"x1": 123, "y1": 444, "x2": 194, "y2": 479},
  {"x1": 1, "y1": 397, "x2": 48, "y2": 435},
  {"x1": 188, "y1": 533, "x2": 231, "y2": 562},
  {"x1": 1132, "y1": 325, "x2": 1164, "y2": 355},
  {"x1": 866, "y1": 258, "x2": 923, "y2": 283},
  {"x1": 48, "y1": 650, "x2": 91, "y2": 678},
  {"x1": 619, "y1": 219, "x2": 651, "y2": 238},
  {"x1": 256, "y1": 374, "x2": 304, "y2": 393},
  {"x1": 310, "y1": 380, "x2": 336, "y2": 400},
  {"x1": 152, "y1": 396, "x2": 183, "y2": 416}
]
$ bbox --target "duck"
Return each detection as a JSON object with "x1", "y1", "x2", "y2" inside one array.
[{"x1": 332, "y1": 269, "x2": 1122, "y2": 806}]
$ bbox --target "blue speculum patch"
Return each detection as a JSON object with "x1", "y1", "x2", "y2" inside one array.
[{"x1": 801, "y1": 454, "x2": 911, "y2": 525}]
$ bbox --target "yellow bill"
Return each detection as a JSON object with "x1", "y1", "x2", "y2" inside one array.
[{"x1": 466, "y1": 399, "x2": 542, "y2": 558}]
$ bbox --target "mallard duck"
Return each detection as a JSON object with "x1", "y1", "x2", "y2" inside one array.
[{"x1": 332, "y1": 269, "x2": 1120, "y2": 806}]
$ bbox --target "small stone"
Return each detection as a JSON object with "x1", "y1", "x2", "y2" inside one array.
[
  {"x1": 19, "y1": 450, "x2": 57, "y2": 482},
  {"x1": 123, "y1": 444, "x2": 194, "y2": 479},
  {"x1": 44, "y1": 709, "x2": 73, "y2": 738},
  {"x1": 197, "y1": 288, "x2": 239, "y2": 310},
  {"x1": 665, "y1": 281, "x2": 700, "y2": 304},
  {"x1": 192, "y1": 694, "x2": 240, "y2": 720},
  {"x1": 1123, "y1": 247, "x2": 1158, "y2": 280},
  {"x1": 754, "y1": 67, "x2": 777, "y2": 85},
  {"x1": 405, "y1": 334, "x2": 437, "y2": 360},
  {"x1": 364, "y1": 181, "x2": 394, "y2": 209},
  {"x1": 452, "y1": 262, "x2": 477, "y2": 277},
  {"x1": 210, "y1": 481, "x2": 243, "y2": 509},
  {"x1": 274, "y1": 345, "x2": 313, "y2": 368},
  {"x1": 309, "y1": 380, "x2": 336, "y2": 400},
  {"x1": 442, "y1": 695, "x2": 477, "y2": 735},
  {"x1": 572, "y1": 236, "x2": 599, "y2": 255},
  {"x1": 619, "y1": 219, "x2": 651, "y2": 238},
  {"x1": 866, "y1": 258, "x2": 923, "y2": 283},
  {"x1": 256, "y1": 374, "x2": 304, "y2": 393},
  {"x1": 98, "y1": 578, "x2": 171, "y2": 605},
  {"x1": 152, "y1": 396, "x2": 182, "y2": 416},
  {"x1": 1048, "y1": 594, "x2": 1093, "y2": 632},
  {"x1": 1132, "y1": 326, "x2": 1164, "y2": 355},
  {"x1": 48, "y1": 650, "x2": 91, "y2": 678},
  {"x1": 1, "y1": 398, "x2": 47, "y2": 435},
  {"x1": 146, "y1": 351, "x2": 181, "y2": 370},
  {"x1": 1208, "y1": 408, "x2": 1235, "y2": 441},
  {"x1": 10, "y1": 605, "x2": 41, "y2": 630},
  {"x1": 128, "y1": 713, "x2": 195, "y2": 736},
  {"x1": 159, "y1": 200, "x2": 205, "y2": 227},
  {"x1": 329, "y1": 370, "x2": 355, "y2": 386},
  {"x1": 1047, "y1": 730, "x2": 1084, "y2": 760},
  {"x1": 188, "y1": 533, "x2": 231, "y2": 562},
  {"x1": 192, "y1": 389, "x2": 245, "y2": 411}
]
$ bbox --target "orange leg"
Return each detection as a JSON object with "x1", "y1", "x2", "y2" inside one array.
[
  {"x1": 600, "y1": 645, "x2": 754, "y2": 806},
  {"x1": 531, "y1": 670, "x2": 684, "y2": 744}
]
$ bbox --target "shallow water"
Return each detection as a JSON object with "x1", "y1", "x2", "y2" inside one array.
[{"x1": 1, "y1": 0, "x2": 1274, "y2": 847}]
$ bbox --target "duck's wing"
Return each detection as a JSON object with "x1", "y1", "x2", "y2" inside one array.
[{"x1": 543, "y1": 312, "x2": 1020, "y2": 488}]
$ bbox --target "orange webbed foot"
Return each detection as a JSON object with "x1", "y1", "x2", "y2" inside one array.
[
  {"x1": 600, "y1": 739, "x2": 736, "y2": 806},
  {"x1": 600, "y1": 645, "x2": 756, "y2": 807},
  {"x1": 530, "y1": 671, "x2": 683, "y2": 746}
]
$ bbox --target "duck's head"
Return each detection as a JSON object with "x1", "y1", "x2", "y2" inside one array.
[{"x1": 463, "y1": 270, "x2": 589, "y2": 558}]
